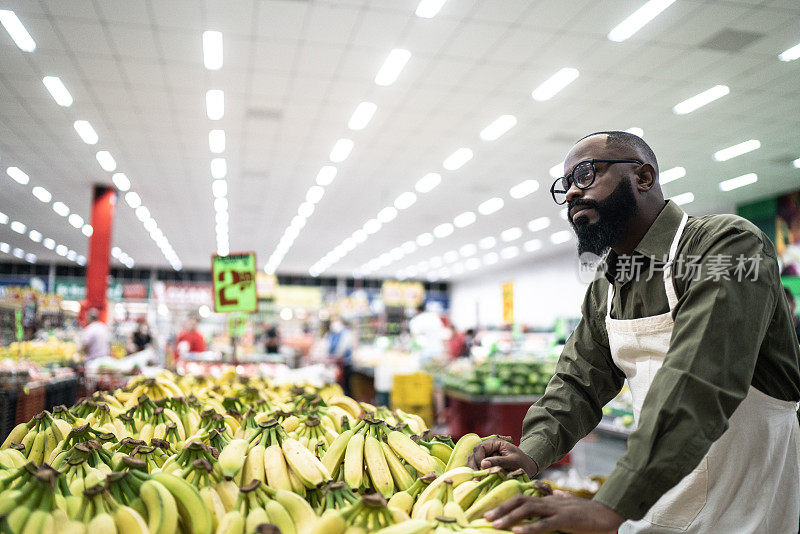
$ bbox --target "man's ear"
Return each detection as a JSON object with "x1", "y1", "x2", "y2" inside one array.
[{"x1": 635, "y1": 163, "x2": 657, "y2": 192}]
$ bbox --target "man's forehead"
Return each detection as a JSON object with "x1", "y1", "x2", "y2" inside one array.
[{"x1": 565, "y1": 134, "x2": 631, "y2": 166}]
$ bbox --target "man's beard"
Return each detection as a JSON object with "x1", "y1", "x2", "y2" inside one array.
[{"x1": 569, "y1": 179, "x2": 638, "y2": 256}]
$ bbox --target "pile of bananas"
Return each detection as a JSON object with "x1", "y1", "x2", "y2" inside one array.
[{"x1": 0, "y1": 369, "x2": 552, "y2": 533}]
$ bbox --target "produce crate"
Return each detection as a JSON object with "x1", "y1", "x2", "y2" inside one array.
[
  {"x1": 44, "y1": 378, "x2": 79, "y2": 412},
  {"x1": 0, "y1": 389, "x2": 19, "y2": 443},
  {"x1": 15, "y1": 383, "x2": 45, "y2": 425},
  {"x1": 390, "y1": 372, "x2": 433, "y2": 407}
]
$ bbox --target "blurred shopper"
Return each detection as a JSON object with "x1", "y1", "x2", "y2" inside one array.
[
  {"x1": 130, "y1": 317, "x2": 153, "y2": 353},
  {"x1": 81, "y1": 308, "x2": 110, "y2": 362},
  {"x1": 328, "y1": 319, "x2": 354, "y2": 396},
  {"x1": 784, "y1": 287, "x2": 800, "y2": 344},
  {"x1": 409, "y1": 302, "x2": 449, "y2": 361},
  {"x1": 473, "y1": 131, "x2": 800, "y2": 532},
  {"x1": 264, "y1": 322, "x2": 281, "y2": 354},
  {"x1": 175, "y1": 314, "x2": 205, "y2": 357}
]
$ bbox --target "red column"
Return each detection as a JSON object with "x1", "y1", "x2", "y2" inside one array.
[{"x1": 83, "y1": 185, "x2": 116, "y2": 324}]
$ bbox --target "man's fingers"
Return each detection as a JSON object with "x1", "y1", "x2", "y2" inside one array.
[
  {"x1": 488, "y1": 498, "x2": 544, "y2": 530},
  {"x1": 480, "y1": 453, "x2": 523, "y2": 472},
  {"x1": 511, "y1": 516, "x2": 558, "y2": 534},
  {"x1": 468, "y1": 439, "x2": 500, "y2": 469},
  {"x1": 484, "y1": 495, "x2": 530, "y2": 521}
]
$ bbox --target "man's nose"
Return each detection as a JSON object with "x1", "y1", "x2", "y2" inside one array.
[{"x1": 565, "y1": 180, "x2": 584, "y2": 204}]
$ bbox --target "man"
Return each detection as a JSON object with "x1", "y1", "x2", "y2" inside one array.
[
  {"x1": 327, "y1": 319, "x2": 354, "y2": 396},
  {"x1": 81, "y1": 308, "x2": 110, "y2": 362},
  {"x1": 785, "y1": 287, "x2": 800, "y2": 344},
  {"x1": 175, "y1": 314, "x2": 206, "y2": 356},
  {"x1": 471, "y1": 131, "x2": 800, "y2": 533},
  {"x1": 409, "y1": 302, "x2": 449, "y2": 361}
]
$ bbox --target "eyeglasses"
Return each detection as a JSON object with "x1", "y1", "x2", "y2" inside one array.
[{"x1": 550, "y1": 159, "x2": 643, "y2": 205}]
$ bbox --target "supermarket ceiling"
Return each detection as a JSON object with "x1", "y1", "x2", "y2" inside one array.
[{"x1": 0, "y1": 0, "x2": 799, "y2": 280}]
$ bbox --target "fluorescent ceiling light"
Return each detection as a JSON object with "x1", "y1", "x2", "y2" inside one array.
[
  {"x1": 478, "y1": 236, "x2": 496, "y2": 250},
  {"x1": 429, "y1": 256, "x2": 443, "y2": 268},
  {"x1": 528, "y1": 217, "x2": 551, "y2": 232},
  {"x1": 364, "y1": 219, "x2": 382, "y2": 234},
  {"x1": 0, "y1": 10, "x2": 36, "y2": 52},
  {"x1": 483, "y1": 252, "x2": 499, "y2": 265},
  {"x1": 443, "y1": 250, "x2": 459, "y2": 263},
  {"x1": 212, "y1": 180, "x2": 227, "y2": 198},
  {"x1": 29, "y1": 230, "x2": 41, "y2": 242},
  {"x1": 42, "y1": 238, "x2": 55, "y2": 250},
  {"x1": 459, "y1": 243, "x2": 477, "y2": 257},
  {"x1": 509, "y1": 179, "x2": 539, "y2": 199},
  {"x1": 659, "y1": 166, "x2": 685, "y2": 184},
  {"x1": 24, "y1": 253, "x2": 36, "y2": 263},
  {"x1": 671, "y1": 192, "x2": 695, "y2": 205},
  {"x1": 342, "y1": 237, "x2": 357, "y2": 251},
  {"x1": 66, "y1": 250, "x2": 77, "y2": 261},
  {"x1": 416, "y1": 232, "x2": 434, "y2": 247},
  {"x1": 480, "y1": 114, "x2": 517, "y2": 141},
  {"x1": 206, "y1": 90, "x2": 224, "y2": 120},
  {"x1": 375, "y1": 49, "x2": 411, "y2": 86},
  {"x1": 12, "y1": 248, "x2": 23, "y2": 259},
  {"x1": 778, "y1": 42, "x2": 800, "y2": 62},
  {"x1": 793, "y1": 157, "x2": 800, "y2": 169},
  {"x1": 625, "y1": 127, "x2": 644, "y2": 137},
  {"x1": 73, "y1": 120, "x2": 98, "y2": 144},
  {"x1": 389, "y1": 248, "x2": 404, "y2": 261},
  {"x1": 111, "y1": 247, "x2": 121, "y2": 258},
  {"x1": 377, "y1": 206, "x2": 398, "y2": 223},
  {"x1": 452, "y1": 263, "x2": 465, "y2": 275},
  {"x1": 124, "y1": 191, "x2": 141, "y2": 209},
  {"x1": 673, "y1": 85, "x2": 729, "y2": 115},
  {"x1": 549, "y1": 162, "x2": 564, "y2": 178},
  {"x1": 316, "y1": 166, "x2": 337, "y2": 186},
  {"x1": 81, "y1": 224, "x2": 93, "y2": 237},
  {"x1": 608, "y1": 0, "x2": 676, "y2": 42},
  {"x1": 10, "y1": 221, "x2": 25, "y2": 234},
  {"x1": 465, "y1": 258, "x2": 481, "y2": 271},
  {"x1": 348, "y1": 102, "x2": 377, "y2": 130},
  {"x1": 713, "y1": 139, "x2": 761, "y2": 162},
  {"x1": 417, "y1": 260, "x2": 429, "y2": 271},
  {"x1": 500, "y1": 246, "x2": 520, "y2": 260},
  {"x1": 215, "y1": 211, "x2": 229, "y2": 224},
  {"x1": 0, "y1": 243, "x2": 8, "y2": 254},
  {"x1": 135, "y1": 206, "x2": 150, "y2": 222},
  {"x1": 524, "y1": 239, "x2": 542, "y2": 252},
  {"x1": 401, "y1": 240, "x2": 417, "y2": 254},
  {"x1": 68, "y1": 213, "x2": 83, "y2": 228},
  {"x1": 531, "y1": 68, "x2": 579, "y2": 101},
  {"x1": 76, "y1": 255, "x2": 86, "y2": 266},
  {"x1": 453, "y1": 211, "x2": 476, "y2": 228},
  {"x1": 208, "y1": 158, "x2": 227, "y2": 180},
  {"x1": 550, "y1": 230, "x2": 572, "y2": 244},
  {"x1": 478, "y1": 197, "x2": 504, "y2": 215},
  {"x1": 112, "y1": 172, "x2": 130, "y2": 191},
  {"x1": 209, "y1": 130, "x2": 226, "y2": 153},
  {"x1": 415, "y1": 0, "x2": 447, "y2": 18},
  {"x1": 42, "y1": 76, "x2": 73, "y2": 107},
  {"x1": 394, "y1": 191, "x2": 417, "y2": 210},
  {"x1": 306, "y1": 185, "x2": 325, "y2": 204},
  {"x1": 415, "y1": 173, "x2": 441, "y2": 193},
  {"x1": 353, "y1": 230, "x2": 368, "y2": 244},
  {"x1": 7, "y1": 167, "x2": 29, "y2": 184},
  {"x1": 501, "y1": 227, "x2": 522, "y2": 242},
  {"x1": 56, "y1": 245, "x2": 68, "y2": 256},
  {"x1": 0, "y1": 212, "x2": 6, "y2": 224},
  {"x1": 52, "y1": 202, "x2": 69, "y2": 217},
  {"x1": 32, "y1": 186, "x2": 51, "y2": 203},
  {"x1": 330, "y1": 138, "x2": 354, "y2": 162},
  {"x1": 144, "y1": 218, "x2": 157, "y2": 232},
  {"x1": 433, "y1": 222, "x2": 454, "y2": 238},
  {"x1": 202, "y1": 31, "x2": 223, "y2": 70},
  {"x1": 719, "y1": 173, "x2": 757, "y2": 192},
  {"x1": 443, "y1": 148, "x2": 473, "y2": 171},
  {"x1": 95, "y1": 151, "x2": 116, "y2": 171}
]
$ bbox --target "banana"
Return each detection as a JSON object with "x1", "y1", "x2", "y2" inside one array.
[
  {"x1": 414, "y1": 467, "x2": 477, "y2": 514},
  {"x1": 199, "y1": 486, "x2": 226, "y2": 530},
  {"x1": 150, "y1": 471, "x2": 213, "y2": 534},
  {"x1": 245, "y1": 507, "x2": 269, "y2": 533},
  {"x1": 27, "y1": 430, "x2": 46, "y2": 464},
  {"x1": 1, "y1": 422, "x2": 29, "y2": 449},
  {"x1": 381, "y1": 441, "x2": 414, "y2": 492},
  {"x1": 428, "y1": 442, "x2": 453, "y2": 465},
  {"x1": 327, "y1": 396, "x2": 362, "y2": 419},
  {"x1": 387, "y1": 431, "x2": 439, "y2": 475},
  {"x1": 219, "y1": 439, "x2": 249, "y2": 480},
  {"x1": 141, "y1": 480, "x2": 179, "y2": 534},
  {"x1": 445, "y1": 434, "x2": 482, "y2": 471},
  {"x1": 263, "y1": 444, "x2": 292, "y2": 491},
  {"x1": 389, "y1": 507, "x2": 410, "y2": 523},
  {"x1": 281, "y1": 437, "x2": 329, "y2": 488},
  {"x1": 153, "y1": 423, "x2": 166, "y2": 440},
  {"x1": 4, "y1": 447, "x2": 27, "y2": 467},
  {"x1": 321, "y1": 429, "x2": 352, "y2": 476},
  {"x1": 264, "y1": 500, "x2": 295, "y2": 534},
  {"x1": 453, "y1": 480, "x2": 479, "y2": 506},
  {"x1": 270, "y1": 489, "x2": 315, "y2": 534},
  {"x1": 20, "y1": 428, "x2": 36, "y2": 454},
  {"x1": 387, "y1": 491, "x2": 415, "y2": 515},
  {"x1": 343, "y1": 432, "x2": 365, "y2": 490},
  {"x1": 464, "y1": 479, "x2": 523, "y2": 521},
  {"x1": 6, "y1": 506, "x2": 31, "y2": 533},
  {"x1": 60, "y1": 520, "x2": 87, "y2": 534},
  {"x1": 242, "y1": 444, "x2": 266, "y2": 485},
  {"x1": 314, "y1": 509, "x2": 345, "y2": 534},
  {"x1": 418, "y1": 499, "x2": 443, "y2": 521},
  {"x1": 373, "y1": 519, "x2": 432, "y2": 534},
  {"x1": 364, "y1": 435, "x2": 394, "y2": 498},
  {"x1": 87, "y1": 513, "x2": 117, "y2": 534},
  {"x1": 22, "y1": 509, "x2": 54, "y2": 534},
  {"x1": 216, "y1": 480, "x2": 239, "y2": 511},
  {"x1": 113, "y1": 506, "x2": 149, "y2": 534},
  {"x1": 217, "y1": 510, "x2": 245, "y2": 534},
  {"x1": 286, "y1": 466, "x2": 307, "y2": 497}
]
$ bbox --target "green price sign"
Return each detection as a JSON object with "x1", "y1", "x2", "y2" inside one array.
[
  {"x1": 14, "y1": 309, "x2": 23, "y2": 342},
  {"x1": 212, "y1": 252, "x2": 258, "y2": 313}
]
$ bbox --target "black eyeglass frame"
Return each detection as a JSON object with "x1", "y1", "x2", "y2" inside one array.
[{"x1": 549, "y1": 159, "x2": 643, "y2": 205}]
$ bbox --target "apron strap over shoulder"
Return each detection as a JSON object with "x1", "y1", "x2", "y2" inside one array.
[{"x1": 663, "y1": 212, "x2": 689, "y2": 310}]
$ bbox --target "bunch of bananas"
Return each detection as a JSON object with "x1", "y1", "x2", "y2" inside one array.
[{"x1": 0, "y1": 370, "x2": 554, "y2": 533}]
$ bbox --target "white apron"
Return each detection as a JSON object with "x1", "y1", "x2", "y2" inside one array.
[{"x1": 606, "y1": 212, "x2": 800, "y2": 533}]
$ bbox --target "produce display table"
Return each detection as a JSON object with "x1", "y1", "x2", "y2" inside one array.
[
  {"x1": 350, "y1": 366, "x2": 376, "y2": 404},
  {"x1": 444, "y1": 388, "x2": 541, "y2": 444}
]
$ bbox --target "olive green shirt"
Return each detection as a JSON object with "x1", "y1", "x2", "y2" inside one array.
[{"x1": 520, "y1": 200, "x2": 800, "y2": 520}]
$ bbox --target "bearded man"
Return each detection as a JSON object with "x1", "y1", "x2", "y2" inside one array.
[{"x1": 469, "y1": 131, "x2": 800, "y2": 533}]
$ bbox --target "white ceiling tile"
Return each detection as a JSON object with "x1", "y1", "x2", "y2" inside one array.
[
  {"x1": 304, "y1": 3, "x2": 361, "y2": 46},
  {"x1": 108, "y1": 24, "x2": 160, "y2": 60},
  {"x1": 257, "y1": 0, "x2": 310, "y2": 41},
  {"x1": 96, "y1": 0, "x2": 150, "y2": 25}
]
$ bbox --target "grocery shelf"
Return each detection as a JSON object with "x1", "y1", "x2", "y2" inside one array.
[{"x1": 442, "y1": 387, "x2": 541, "y2": 405}]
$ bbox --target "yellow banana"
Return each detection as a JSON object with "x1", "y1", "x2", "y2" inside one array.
[
  {"x1": 464, "y1": 480, "x2": 523, "y2": 521},
  {"x1": 373, "y1": 519, "x2": 432, "y2": 534},
  {"x1": 263, "y1": 444, "x2": 292, "y2": 491},
  {"x1": 27, "y1": 430, "x2": 46, "y2": 464},
  {"x1": 387, "y1": 431, "x2": 439, "y2": 475},
  {"x1": 428, "y1": 442, "x2": 453, "y2": 465},
  {"x1": 242, "y1": 444, "x2": 266, "y2": 485},
  {"x1": 286, "y1": 466, "x2": 307, "y2": 497},
  {"x1": 113, "y1": 506, "x2": 149, "y2": 534},
  {"x1": 270, "y1": 489, "x2": 316, "y2": 534},
  {"x1": 219, "y1": 439, "x2": 249, "y2": 480},
  {"x1": 281, "y1": 437, "x2": 328, "y2": 488},
  {"x1": 216, "y1": 480, "x2": 239, "y2": 511},
  {"x1": 21, "y1": 509, "x2": 53, "y2": 534},
  {"x1": 153, "y1": 423, "x2": 166, "y2": 440},
  {"x1": 1, "y1": 422, "x2": 29, "y2": 448},
  {"x1": 138, "y1": 423, "x2": 154, "y2": 444},
  {"x1": 445, "y1": 434, "x2": 482, "y2": 471},
  {"x1": 364, "y1": 435, "x2": 394, "y2": 498},
  {"x1": 141, "y1": 480, "x2": 179, "y2": 534},
  {"x1": 387, "y1": 491, "x2": 415, "y2": 515},
  {"x1": 6, "y1": 506, "x2": 30, "y2": 533},
  {"x1": 314, "y1": 509, "x2": 345, "y2": 534},
  {"x1": 217, "y1": 510, "x2": 245, "y2": 534},
  {"x1": 60, "y1": 520, "x2": 87, "y2": 534},
  {"x1": 4, "y1": 447, "x2": 27, "y2": 467},
  {"x1": 343, "y1": 432, "x2": 365, "y2": 490},
  {"x1": 321, "y1": 429, "x2": 353, "y2": 477},
  {"x1": 264, "y1": 500, "x2": 295, "y2": 534},
  {"x1": 381, "y1": 441, "x2": 414, "y2": 492},
  {"x1": 418, "y1": 499, "x2": 443, "y2": 521},
  {"x1": 87, "y1": 513, "x2": 117, "y2": 534},
  {"x1": 245, "y1": 507, "x2": 269, "y2": 533},
  {"x1": 150, "y1": 472, "x2": 212, "y2": 534}
]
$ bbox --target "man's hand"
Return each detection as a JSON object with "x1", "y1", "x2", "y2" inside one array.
[
  {"x1": 468, "y1": 437, "x2": 538, "y2": 476},
  {"x1": 485, "y1": 493, "x2": 625, "y2": 533}
]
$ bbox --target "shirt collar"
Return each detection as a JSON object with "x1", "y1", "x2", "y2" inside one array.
[{"x1": 601, "y1": 200, "x2": 685, "y2": 283}]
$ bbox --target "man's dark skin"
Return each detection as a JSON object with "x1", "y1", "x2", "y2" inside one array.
[{"x1": 468, "y1": 133, "x2": 667, "y2": 533}]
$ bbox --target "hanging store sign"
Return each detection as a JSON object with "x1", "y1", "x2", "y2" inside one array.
[
  {"x1": 502, "y1": 281, "x2": 514, "y2": 324},
  {"x1": 256, "y1": 273, "x2": 278, "y2": 299},
  {"x1": 274, "y1": 286, "x2": 322, "y2": 309},
  {"x1": 152, "y1": 282, "x2": 213, "y2": 308},
  {"x1": 212, "y1": 252, "x2": 258, "y2": 313}
]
